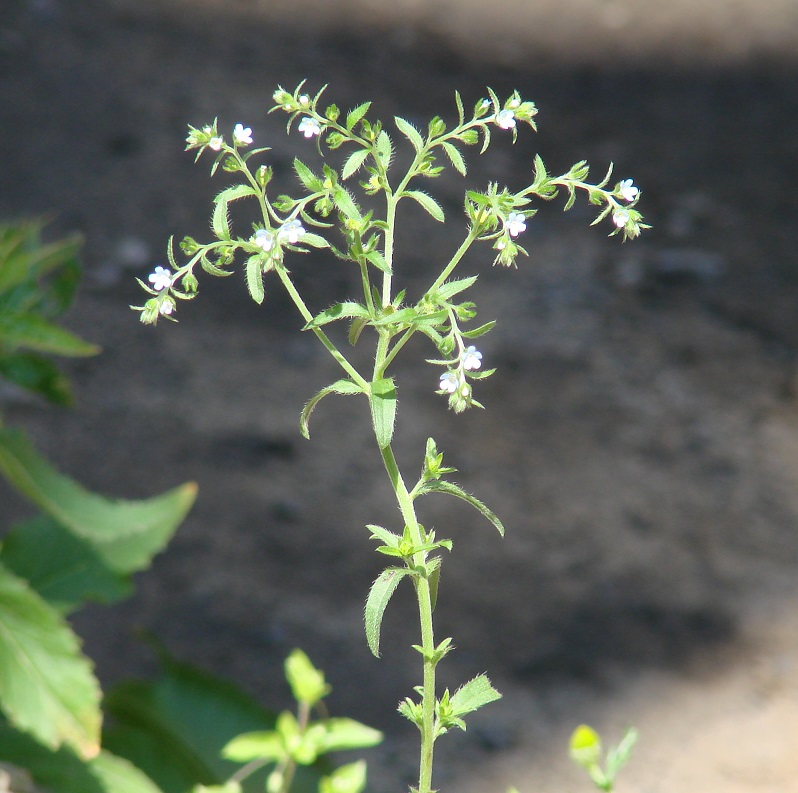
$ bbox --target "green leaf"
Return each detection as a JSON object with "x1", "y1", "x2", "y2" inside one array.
[
  {"x1": 90, "y1": 750, "x2": 166, "y2": 793},
  {"x1": 441, "y1": 142, "x2": 467, "y2": 176},
  {"x1": 569, "y1": 724, "x2": 602, "y2": 768},
  {"x1": 312, "y1": 718, "x2": 382, "y2": 753},
  {"x1": 285, "y1": 649, "x2": 331, "y2": 707},
  {"x1": 0, "y1": 515, "x2": 132, "y2": 613},
  {"x1": 341, "y1": 149, "x2": 370, "y2": 180},
  {"x1": 297, "y1": 232, "x2": 329, "y2": 249},
  {"x1": 375, "y1": 131, "x2": 393, "y2": 170},
  {"x1": 104, "y1": 656, "x2": 277, "y2": 793},
  {"x1": 364, "y1": 250, "x2": 390, "y2": 274},
  {"x1": 300, "y1": 379, "x2": 364, "y2": 440},
  {"x1": 221, "y1": 731, "x2": 282, "y2": 763},
  {"x1": 449, "y1": 674, "x2": 501, "y2": 717},
  {"x1": 415, "y1": 479, "x2": 504, "y2": 536},
  {"x1": 404, "y1": 191, "x2": 444, "y2": 222},
  {"x1": 454, "y1": 90, "x2": 465, "y2": 126},
  {"x1": 0, "y1": 313, "x2": 100, "y2": 357},
  {"x1": 244, "y1": 256, "x2": 265, "y2": 304},
  {"x1": 0, "y1": 352, "x2": 74, "y2": 405},
  {"x1": 303, "y1": 302, "x2": 370, "y2": 330},
  {"x1": 394, "y1": 116, "x2": 424, "y2": 152},
  {"x1": 0, "y1": 564, "x2": 101, "y2": 757},
  {"x1": 0, "y1": 428, "x2": 197, "y2": 573},
  {"x1": 345, "y1": 102, "x2": 371, "y2": 132},
  {"x1": 319, "y1": 760, "x2": 367, "y2": 793},
  {"x1": 211, "y1": 185, "x2": 257, "y2": 241},
  {"x1": 332, "y1": 186, "x2": 362, "y2": 222},
  {"x1": 293, "y1": 158, "x2": 320, "y2": 191},
  {"x1": 461, "y1": 320, "x2": 496, "y2": 339},
  {"x1": 434, "y1": 276, "x2": 477, "y2": 301},
  {"x1": 364, "y1": 567, "x2": 409, "y2": 657},
  {"x1": 369, "y1": 378, "x2": 396, "y2": 449}
]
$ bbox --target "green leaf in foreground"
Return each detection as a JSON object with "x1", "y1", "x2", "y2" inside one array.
[
  {"x1": 0, "y1": 428, "x2": 197, "y2": 573},
  {"x1": 364, "y1": 567, "x2": 409, "y2": 657},
  {"x1": 0, "y1": 564, "x2": 101, "y2": 757}
]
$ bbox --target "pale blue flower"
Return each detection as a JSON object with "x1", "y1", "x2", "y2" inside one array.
[
  {"x1": 505, "y1": 212, "x2": 526, "y2": 238},
  {"x1": 254, "y1": 229, "x2": 275, "y2": 251},
  {"x1": 462, "y1": 346, "x2": 483, "y2": 371},
  {"x1": 233, "y1": 123, "x2": 253, "y2": 145},
  {"x1": 439, "y1": 371, "x2": 459, "y2": 394},
  {"x1": 298, "y1": 117, "x2": 321, "y2": 138},
  {"x1": 278, "y1": 219, "x2": 305, "y2": 244},
  {"x1": 148, "y1": 266, "x2": 172, "y2": 292}
]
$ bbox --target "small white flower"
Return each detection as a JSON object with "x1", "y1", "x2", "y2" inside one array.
[
  {"x1": 298, "y1": 94, "x2": 310, "y2": 107},
  {"x1": 298, "y1": 117, "x2": 321, "y2": 138},
  {"x1": 495, "y1": 109, "x2": 516, "y2": 130},
  {"x1": 439, "y1": 371, "x2": 459, "y2": 394},
  {"x1": 254, "y1": 229, "x2": 274, "y2": 251},
  {"x1": 148, "y1": 266, "x2": 172, "y2": 292},
  {"x1": 462, "y1": 346, "x2": 483, "y2": 371},
  {"x1": 158, "y1": 300, "x2": 175, "y2": 316},
  {"x1": 613, "y1": 209, "x2": 630, "y2": 228},
  {"x1": 509, "y1": 98, "x2": 521, "y2": 109},
  {"x1": 278, "y1": 219, "x2": 306, "y2": 244},
  {"x1": 619, "y1": 179, "x2": 639, "y2": 202},
  {"x1": 505, "y1": 212, "x2": 527, "y2": 238},
  {"x1": 208, "y1": 136, "x2": 224, "y2": 151},
  {"x1": 233, "y1": 123, "x2": 253, "y2": 145}
]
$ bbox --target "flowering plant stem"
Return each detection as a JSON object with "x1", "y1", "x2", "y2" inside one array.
[{"x1": 135, "y1": 82, "x2": 647, "y2": 793}]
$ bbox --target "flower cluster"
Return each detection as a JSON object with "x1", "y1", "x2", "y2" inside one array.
[{"x1": 438, "y1": 345, "x2": 487, "y2": 412}]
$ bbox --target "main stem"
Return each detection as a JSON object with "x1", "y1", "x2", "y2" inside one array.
[{"x1": 379, "y1": 443, "x2": 438, "y2": 793}]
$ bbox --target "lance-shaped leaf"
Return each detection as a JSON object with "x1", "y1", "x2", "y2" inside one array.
[
  {"x1": 369, "y1": 378, "x2": 396, "y2": 449},
  {"x1": 320, "y1": 760, "x2": 367, "y2": 793},
  {"x1": 303, "y1": 302, "x2": 370, "y2": 330},
  {"x1": 345, "y1": 102, "x2": 371, "y2": 132},
  {"x1": 0, "y1": 563, "x2": 102, "y2": 757},
  {"x1": 0, "y1": 428, "x2": 197, "y2": 573},
  {"x1": 293, "y1": 158, "x2": 321, "y2": 191},
  {"x1": 404, "y1": 191, "x2": 444, "y2": 222},
  {"x1": 364, "y1": 567, "x2": 410, "y2": 657},
  {"x1": 341, "y1": 149, "x2": 370, "y2": 180},
  {"x1": 0, "y1": 313, "x2": 100, "y2": 357},
  {"x1": 449, "y1": 674, "x2": 501, "y2": 717},
  {"x1": 394, "y1": 116, "x2": 424, "y2": 153},
  {"x1": 300, "y1": 379, "x2": 364, "y2": 439},
  {"x1": 312, "y1": 718, "x2": 382, "y2": 753},
  {"x1": 245, "y1": 256, "x2": 265, "y2": 305},
  {"x1": 441, "y1": 141, "x2": 467, "y2": 176},
  {"x1": 432, "y1": 276, "x2": 478, "y2": 302},
  {"x1": 414, "y1": 479, "x2": 504, "y2": 536},
  {"x1": 212, "y1": 185, "x2": 257, "y2": 240}
]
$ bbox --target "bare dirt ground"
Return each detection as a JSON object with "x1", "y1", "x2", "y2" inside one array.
[{"x1": 2, "y1": 0, "x2": 798, "y2": 791}]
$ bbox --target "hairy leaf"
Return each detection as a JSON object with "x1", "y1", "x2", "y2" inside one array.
[
  {"x1": 300, "y1": 379, "x2": 364, "y2": 439},
  {"x1": 364, "y1": 567, "x2": 409, "y2": 657},
  {"x1": 404, "y1": 191, "x2": 444, "y2": 222},
  {"x1": 394, "y1": 116, "x2": 424, "y2": 153},
  {"x1": 369, "y1": 378, "x2": 397, "y2": 449},
  {"x1": 415, "y1": 479, "x2": 504, "y2": 535}
]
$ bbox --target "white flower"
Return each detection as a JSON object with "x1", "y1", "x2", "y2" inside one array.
[
  {"x1": 278, "y1": 219, "x2": 305, "y2": 244},
  {"x1": 158, "y1": 300, "x2": 175, "y2": 315},
  {"x1": 495, "y1": 109, "x2": 516, "y2": 130},
  {"x1": 480, "y1": 99, "x2": 491, "y2": 109},
  {"x1": 439, "y1": 371, "x2": 459, "y2": 394},
  {"x1": 254, "y1": 229, "x2": 274, "y2": 251},
  {"x1": 618, "y1": 179, "x2": 639, "y2": 202},
  {"x1": 298, "y1": 94, "x2": 310, "y2": 107},
  {"x1": 298, "y1": 117, "x2": 321, "y2": 138},
  {"x1": 505, "y1": 212, "x2": 527, "y2": 238},
  {"x1": 148, "y1": 266, "x2": 172, "y2": 292},
  {"x1": 613, "y1": 209, "x2": 630, "y2": 228},
  {"x1": 462, "y1": 346, "x2": 483, "y2": 371},
  {"x1": 509, "y1": 98, "x2": 521, "y2": 109},
  {"x1": 233, "y1": 123, "x2": 253, "y2": 145},
  {"x1": 208, "y1": 136, "x2": 224, "y2": 151}
]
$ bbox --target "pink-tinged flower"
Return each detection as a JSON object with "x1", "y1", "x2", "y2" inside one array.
[
  {"x1": 439, "y1": 371, "x2": 459, "y2": 394},
  {"x1": 233, "y1": 123, "x2": 253, "y2": 145},
  {"x1": 148, "y1": 266, "x2": 172, "y2": 292},
  {"x1": 505, "y1": 212, "x2": 526, "y2": 237},
  {"x1": 159, "y1": 299, "x2": 175, "y2": 315},
  {"x1": 618, "y1": 179, "x2": 639, "y2": 202},
  {"x1": 462, "y1": 346, "x2": 483, "y2": 371},
  {"x1": 298, "y1": 117, "x2": 321, "y2": 138},
  {"x1": 208, "y1": 136, "x2": 224, "y2": 151},
  {"x1": 254, "y1": 229, "x2": 274, "y2": 251},
  {"x1": 495, "y1": 109, "x2": 516, "y2": 130},
  {"x1": 298, "y1": 94, "x2": 310, "y2": 107}
]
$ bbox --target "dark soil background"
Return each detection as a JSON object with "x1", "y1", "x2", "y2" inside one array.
[{"x1": 2, "y1": 1, "x2": 798, "y2": 790}]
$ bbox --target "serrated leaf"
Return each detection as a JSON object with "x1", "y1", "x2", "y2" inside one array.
[
  {"x1": 364, "y1": 567, "x2": 409, "y2": 657},
  {"x1": 303, "y1": 302, "x2": 370, "y2": 330},
  {"x1": 0, "y1": 313, "x2": 100, "y2": 357},
  {"x1": 449, "y1": 674, "x2": 501, "y2": 717},
  {"x1": 346, "y1": 102, "x2": 371, "y2": 132},
  {"x1": 0, "y1": 515, "x2": 132, "y2": 613},
  {"x1": 415, "y1": 479, "x2": 504, "y2": 535},
  {"x1": 342, "y1": 149, "x2": 370, "y2": 180},
  {"x1": 300, "y1": 379, "x2": 363, "y2": 439},
  {"x1": 0, "y1": 564, "x2": 102, "y2": 757},
  {"x1": 0, "y1": 428, "x2": 197, "y2": 573},
  {"x1": 245, "y1": 256, "x2": 265, "y2": 304},
  {"x1": 394, "y1": 117, "x2": 424, "y2": 153},
  {"x1": 369, "y1": 378, "x2": 396, "y2": 449},
  {"x1": 404, "y1": 191, "x2": 444, "y2": 222},
  {"x1": 441, "y1": 142, "x2": 467, "y2": 176}
]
